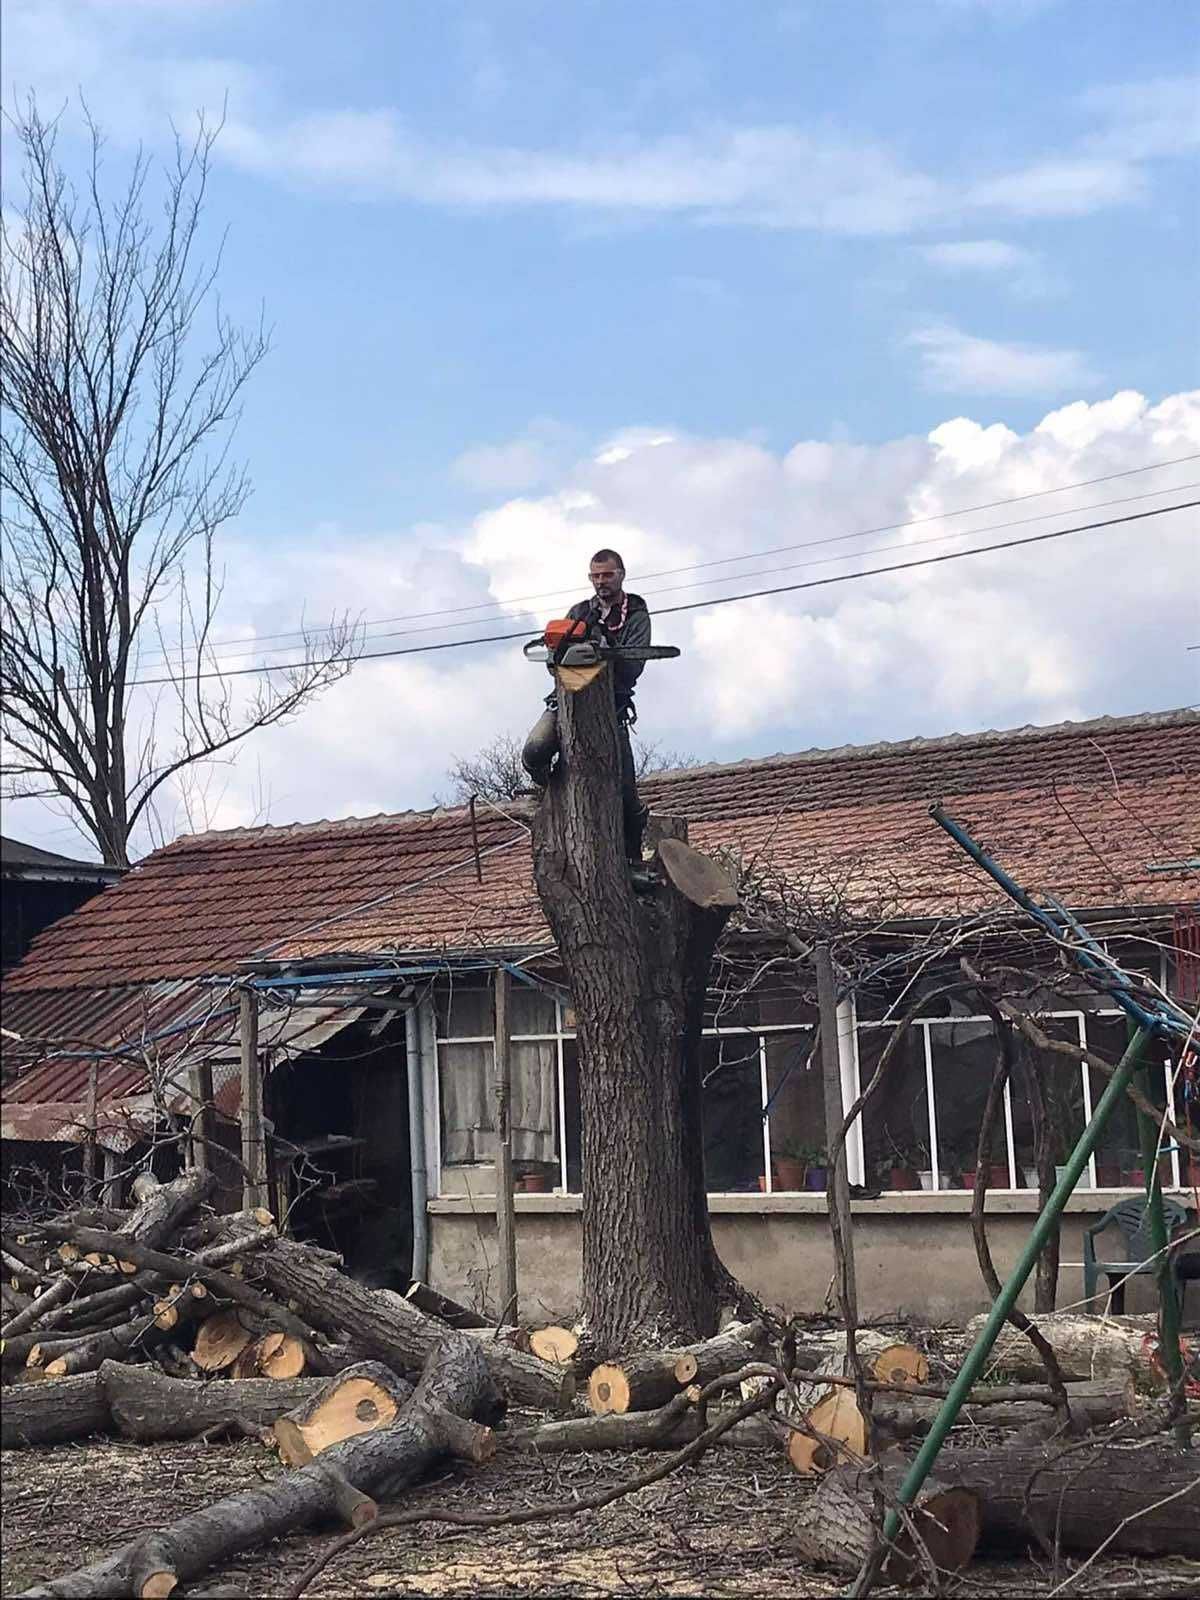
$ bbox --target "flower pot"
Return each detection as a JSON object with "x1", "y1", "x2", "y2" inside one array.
[
  {"x1": 918, "y1": 1170, "x2": 936, "y2": 1191},
  {"x1": 757, "y1": 1175, "x2": 768, "y2": 1193},
  {"x1": 520, "y1": 1171, "x2": 549, "y2": 1193},
  {"x1": 961, "y1": 1165, "x2": 1008, "y2": 1190},
  {"x1": 1022, "y1": 1166, "x2": 1040, "y2": 1189},
  {"x1": 888, "y1": 1166, "x2": 918, "y2": 1192},
  {"x1": 1095, "y1": 1163, "x2": 1122, "y2": 1188},
  {"x1": 1186, "y1": 1160, "x2": 1200, "y2": 1188},
  {"x1": 804, "y1": 1165, "x2": 828, "y2": 1191},
  {"x1": 774, "y1": 1157, "x2": 805, "y2": 1192},
  {"x1": 1054, "y1": 1165, "x2": 1070, "y2": 1185},
  {"x1": 1122, "y1": 1169, "x2": 1146, "y2": 1189}
]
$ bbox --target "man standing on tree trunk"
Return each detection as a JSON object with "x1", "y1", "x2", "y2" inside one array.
[{"x1": 522, "y1": 548, "x2": 651, "y2": 868}]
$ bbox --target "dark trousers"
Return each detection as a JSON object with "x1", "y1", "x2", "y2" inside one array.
[{"x1": 522, "y1": 697, "x2": 648, "y2": 862}]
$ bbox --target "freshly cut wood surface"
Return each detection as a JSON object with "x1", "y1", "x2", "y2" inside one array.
[
  {"x1": 272, "y1": 1362, "x2": 415, "y2": 1466},
  {"x1": 192, "y1": 1311, "x2": 253, "y2": 1372}
]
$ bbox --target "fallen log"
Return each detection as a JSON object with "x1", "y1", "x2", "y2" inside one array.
[
  {"x1": 404, "y1": 1279, "x2": 492, "y2": 1330},
  {"x1": 528, "y1": 1326, "x2": 579, "y2": 1365},
  {"x1": 965, "y1": 1311, "x2": 1154, "y2": 1383},
  {"x1": 101, "y1": 1360, "x2": 327, "y2": 1444},
  {"x1": 504, "y1": 1396, "x2": 782, "y2": 1454},
  {"x1": 791, "y1": 1457, "x2": 981, "y2": 1580},
  {"x1": 251, "y1": 1239, "x2": 573, "y2": 1411},
  {"x1": 272, "y1": 1361, "x2": 415, "y2": 1465},
  {"x1": 871, "y1": 1377, "x2": 1137, "y2": 1442},
  {"x1": 935, "y1": 1440, "x2": 1200, "y2": 1557},
  {"x1": 117, "y1": 1169, "x2": 217, "y2": 1252},
  {"x1": 588, "y1": 1320, "x2": 767, "y2": 1414},
  {"x1": 0, "y1": 1370, "x2": 112, "y2": 1448},
  {"x1": 18, "y1": 1336, "x2": 502, "y2": 1599}
]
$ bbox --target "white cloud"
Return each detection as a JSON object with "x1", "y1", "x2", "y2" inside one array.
[
  {"x1": 7, "y1": 386, "x2": 1197, "y2": 856},
  {"x1": 919, "y1": 240, "x2": 1039, "y2": 273},
  {"x1": 906, "y1": 322, "x2": 1100, "y2": 396},
  {"x1": 4, "y1": 1, "x2": 1191, "y2": 239}
]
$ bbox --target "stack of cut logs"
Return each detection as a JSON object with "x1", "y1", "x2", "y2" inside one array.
[{"x1": 4, "y1": 1168, "x2": 1197, "y2": 1597}]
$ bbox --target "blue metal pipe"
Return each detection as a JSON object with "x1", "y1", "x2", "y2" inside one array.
[{"x1": 929, "y1": 805, "x2": 1185, "y2": 1038}]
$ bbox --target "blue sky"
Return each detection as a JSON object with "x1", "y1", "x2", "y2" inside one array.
[{"x1": 3, "y1": 0, "x2": 1198, "y2": 852}]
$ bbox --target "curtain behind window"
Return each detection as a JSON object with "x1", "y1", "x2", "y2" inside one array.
[{"x1": 440, "y1": 1040, "x2": 556, "y2": 1165}]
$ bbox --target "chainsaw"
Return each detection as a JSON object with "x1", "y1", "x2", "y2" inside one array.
[{"x1": 523, "y1": 617, "x2": 680, "y2": 668}]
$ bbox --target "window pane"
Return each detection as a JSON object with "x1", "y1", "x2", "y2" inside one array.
[
  {"x1": 764, "y1": 1030, "x2": 821, "y2": 1189},
  {"x1": 858, "y1": 1025, "x2": 932, "y2": 1191},
  {"x1": 563, "y1": 1039, "x2": 581, "y2": 1192},
  {"x1": 1085, "y1": 1013, "x2": 1171, "y2": 1186},
  {"x1": 509, "y1": 983, "x2": 558, "y2": 1036},
  {"x1": 928, "y1": 1020, "x2": 1009, "y2": 1190},
  {"x1": 702, "y1": 1034, "x2": 763, "y2": 1192},
  {"x1": 1009, "y1": 1017, "x2": 1089, "y2": 1189},
  {"x1": 436, "y1": 985, "x2": 491, "y2": 1038},
  {"x1": 439, "y1": 1041, "x2": 493, "y2": 1163}
]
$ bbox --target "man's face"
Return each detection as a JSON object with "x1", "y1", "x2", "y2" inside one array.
[{"x1": 589, "y1": 561, "x2": 624, "y2": 602}]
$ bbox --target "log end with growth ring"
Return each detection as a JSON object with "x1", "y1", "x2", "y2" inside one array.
[
  {"x1": 587, "y1": 1364, "x2": 631, "y2": 1415},
  {"x1": 788, "y1": 1387, "x2": 868, "y2": 1475},
  {"x1": 192, "y1": 1311, "x2": 253, "y2": 1372},
  {"x1": 528, "y1": 1326, "x2": 579, "y2": 1365},
  {"x1": 272, "y1": 1364, "x2": 411, "y2": 1467},
  {"x1": 872, "y1": 1343, "x2": 928, "y2": 1387}
]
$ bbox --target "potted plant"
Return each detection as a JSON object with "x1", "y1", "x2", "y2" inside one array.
[
  {"x1": 802, "y1": 1143, "x2": 829, "y2": 1191},
  {"x1": 885, "y1": 1138, "x2": 920, "y2": 1192},
  {"x1": 773, "y1": 1142, "x2": 806, "y2": 1192},
  {"x1": 517, "y1": 1162, "x2": 554, "y2": 1193},
  {"x1": 958, "y1": 1135, "x2": 1007, "y2": 1190},
  {"x1": 1094, "y1": 1158, "x2": 1123, "y2": 1187}
]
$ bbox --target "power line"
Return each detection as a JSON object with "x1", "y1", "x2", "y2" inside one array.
[
  {"x1": 153, "y1": 479, "x2": 1200, "y2": 659},
  {"x1": 133, "y1": 451, "x2": 1200, "y2": 666},
  {"x1": 126, "y1": 499, "x2": 1197, "y2": 687}
]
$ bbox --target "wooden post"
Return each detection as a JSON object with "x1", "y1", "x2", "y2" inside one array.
[
  {"x1": 816, "y1": 944, "x2": 857, "y2": 1323},
  {"x1": 82, "y1": 1062, "x2": 99, "y2": 1200},
  {"x1": 101, "y1": 1147, "x2": 123, "y2": 1207},
  {"x1": 239, "y1": 988, "x2": 268, "y2": 1210},
  {"x1": 493, "y1": 965, "x2": 518, "y2": 1325},
  {"x1": 189, "y1": 1061, "x2": 214, "y2": 1173}
]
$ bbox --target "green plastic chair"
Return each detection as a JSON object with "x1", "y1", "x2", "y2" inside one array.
[{"x1": 1082, "y1": 1195, "x2": 1190, "y2": 1315}]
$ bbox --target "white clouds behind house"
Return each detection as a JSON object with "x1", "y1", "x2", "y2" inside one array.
[{"x1": 153, "y1": 386, "x2": 1198, "y2": 840}]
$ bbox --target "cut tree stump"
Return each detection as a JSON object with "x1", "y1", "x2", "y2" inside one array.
[
  {"x1": 192, "y1": 1310, "x2": 254, "y2": 1372},
  {"x1": 251, "y1": 1239, "x2": 573, "y2": 1410},
  {"x1": 272, "y1": 1361, "x2": 416, "y2": 1465},
  {"x1": 933, "y1": 1439, "x2": 1200, "y2": 1557},
  {"x1": 251, "y1": 1331, "x2": 308, "y2": 1379},
  {"x1": 788, "y1": 1386, "x2": 869, "y2": 1474},
  {"x1": 791, "y1": 1458, "x2": 981, "y2": 1580},
  {"x1": 19, "y1": 1336, "x2": 502, "y2": 1599},
  {"x1": 528, "y1": 1326, "x2": 579, "y2": 1365},
  {"x1": 872, "y1": 1343, "x2": 928, "y2": 1387},
  {"x1": 589, "y1": 1320, "x2": 766, "y2": 1414}
]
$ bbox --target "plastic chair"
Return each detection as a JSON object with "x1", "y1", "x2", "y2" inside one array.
[{"x1": 1082, "y1": 1195, "x2": 1190, "y2": 1315}]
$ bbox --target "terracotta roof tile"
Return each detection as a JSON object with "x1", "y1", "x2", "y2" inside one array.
[{"x1": 3, "y1": 708, "x2": 1195, "y2": 1000}]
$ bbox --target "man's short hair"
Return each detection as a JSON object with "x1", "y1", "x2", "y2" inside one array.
[{"x1": 590, "y1": 548, "x2": 625, "y2": 571}]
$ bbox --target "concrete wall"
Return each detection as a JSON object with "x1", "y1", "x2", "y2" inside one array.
[{"x1": 428, "y1": 1191, "x2": 1180, "y2": 1325}]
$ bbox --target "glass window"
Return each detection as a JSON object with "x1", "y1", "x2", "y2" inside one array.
[
  {"x1": 436, "y1": 984, "x2": 491, "y2": 1038},
  {"x1": 509, "y1": 983, "x2": 558, "y2": 1036},
  {"x1": 701, "y1": 1034, "x2": 763, "y2": 1192},
  {"x1": 764, "y1": 1030, "x2": 821, "y2": 1189},
  {"x1": 928, "y1": 1020, "x2": 1010, "y2": 1190},
  {"x1": 858, "y1": 1024, "x2": 931, "y2": 1191}
]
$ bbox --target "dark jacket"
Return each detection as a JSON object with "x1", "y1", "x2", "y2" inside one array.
[{"x1": 568, "y1": 592, "x2": 651, "y2": 708}]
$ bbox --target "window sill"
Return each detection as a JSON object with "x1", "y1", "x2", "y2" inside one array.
[{"x1": 427, "y1": 1188, "x2": 1195, "y2": 1217}]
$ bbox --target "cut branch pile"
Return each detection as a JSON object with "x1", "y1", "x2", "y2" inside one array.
[{"x1": 1, "y1": 1169, "x2": 573, "y2": 1454}]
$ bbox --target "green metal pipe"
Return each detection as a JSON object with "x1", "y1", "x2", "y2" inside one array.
[
  {"x1": 850, "y1": 1024, "x2": 1153, "y2": 1595},
  {"x1": 1131, "y1": 1025, "x2": 1190, "y2": 1447}
]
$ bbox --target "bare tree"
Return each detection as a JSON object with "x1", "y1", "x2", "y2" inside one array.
[
  {"x1": 441, "y1": 730, "x2": 699, "y2": 806},
  {"x1": 0, "y1": 102, "x2": 358, "y2": 866}
]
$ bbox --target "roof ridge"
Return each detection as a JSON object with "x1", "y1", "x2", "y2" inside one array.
[{"x1": 641, "y1": 706, "x2": 1200, "y2": 786}]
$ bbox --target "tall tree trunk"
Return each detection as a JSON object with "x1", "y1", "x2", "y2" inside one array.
[{"x1": 531, "y1": 666, "x2": 739, "y2": 1353}]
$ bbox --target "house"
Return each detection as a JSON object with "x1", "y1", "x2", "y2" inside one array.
[
  {"x1": 1, "y1": 836, "x2": 123, "y2": 972},
  {"x1": 2, "y1": 707, "x2": 1197, "y2": 1321}
]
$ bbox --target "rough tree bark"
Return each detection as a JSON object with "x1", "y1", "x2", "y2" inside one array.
[{"x1": 530, "y1": 666, "x2": 741, "y2": 1352}]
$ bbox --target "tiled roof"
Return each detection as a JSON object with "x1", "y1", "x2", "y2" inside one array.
[{"x1": 4, "y1": 708, "x2": 1197, "y2": 1006}]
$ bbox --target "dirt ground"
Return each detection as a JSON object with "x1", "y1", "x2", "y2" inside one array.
[{"x1": 4, "y1": 1429, "x2": 1200, "y2": 1600}]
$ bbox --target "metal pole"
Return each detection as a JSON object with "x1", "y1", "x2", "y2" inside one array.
[
  {"x1": 405, "y1": 1002, "x2": 429, "y2": 1286},
  {"x1": 817, "y1": 945, "x2": 857, "y2": 1324},
  {"x1": 493, "y1": 965, "x2": 518, "y2": 1324},
  {"x1": 239, "y1": 987, "x2": 268, "y2": 1210},
  {"x1": 852, "y1": 1024, "x2": 1154, "y2": 1594},
  {"x1": 1129, "y1": 1024, "x2": 1190, "y2": 1447}
]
